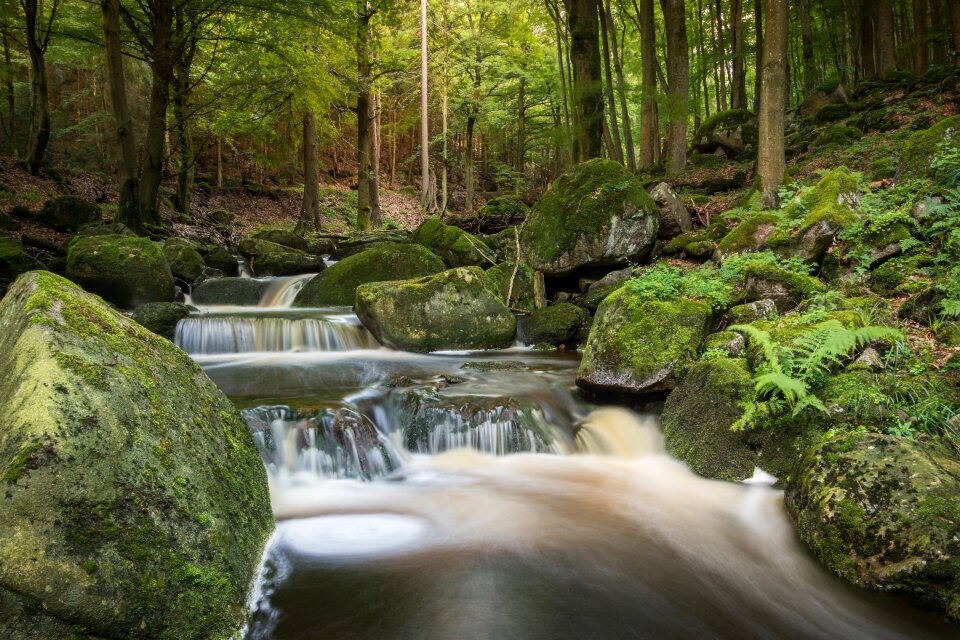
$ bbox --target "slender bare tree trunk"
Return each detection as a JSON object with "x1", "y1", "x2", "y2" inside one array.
[
  {"x1": 356, "y1": 1, "x2": 379, "y2": 229},
  {"x1": 754, "y1": 0, "x2": 763, "y2": 112},
  {"x1": 216, "y1": 136, "x2": 223, "y2": 188},
  {"x1": 24, "y1": 0, "x2": 54, "y2": 176},
  {"x1": 661, "y1": 0, "x2": 689, "y2": 175},
  {"x1": 759, "y1": 0, "x2": 787, "y2": 209},
  {"x1": 875, "y1": 0, "x2": 898, "y2": 76},
  {"x1": 138, "y1": 0, "x2": 174, "y2": 227},
  {"x1": 516, "y1": 74, "x2": 526, "y2": 174},
  {"x1": 914, "y1": 0, "x2": 928, "y2": 74},
  {"x1": 607, "y1": 0, "x2": 636, "y2": 171},
  {"x1": 371, "y1": 88, "x2": 381, "y2": 225},
  {"x1": 299, "y1": 110, "x2": 321, "y2": 231},
  {"x1": 730, "y1": 0, "x2": 747, "y2": 109},
  {"x1": 698, "y1": 0, "x2": 712, "y2": 119},
  {"x1": 638, "y1": 0, "x2": 659, "y2": 167},
  {"x1": 598, "y1": 3, "x2": 623, "y2": 164},
  {"x1": 173, "y1": 9, "x2": 196, "y2": 218},
  {"x1": 420, "y1": 0, "x2": 430, "y2": 210},
  {"x1": 799, "y1": 0, "x2": 816, "y2": 93},
  {"x1": 565, "y1": 0, "x2": 604, "y2": 161},
  {"x1": 950, "y1": 0, "x2": 960, "y2": 55},
  {"x1": 713, "y1": 0, "x2": 728, "y2": 111},
  {"x1": 1, "y1": 18, "x2": 15, "y2": 157},
  {"x1": 547, "y1": 0, "x2": 573, "y2": 161}
]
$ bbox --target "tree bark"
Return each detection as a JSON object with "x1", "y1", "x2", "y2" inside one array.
[
  {"x1": 713, "y1": 0, "x2": 728, "y2": 111},
  {"x1": 356, "y1": 1, "x2": 379, "y2": 230},
  {"x1": 661, "y1": 0, "x2": 689, "y2": 175},
  {"x1": 137, "y1": 0, "x2": 174, "y2": 228},
  {"x1": 799, "y1": 0, "x2": 816, "y2": 93},
  {"x1": 299, "y1": 110, "x2": 320, "y2": 231},
  {"x1": 1, "y1": 20, "x2": 15, "y2": 156},
  {"x1": 172, "y1": 8, "x2": 195, "y2": 218},
  {"x1": 516, "y1": 74, "x2": 526, "y2": 173},
  {"x1": 102, "y1": 0, "x2": 137, "y2": 195},
  {"x1": 875, "y1": 0, "x2": 898, "y2": 76},
  {"x1": 858, "y1": 0, "x2": 877, "y2": 79},
  {"x1": 565, "y1": 0, "x2": 604, "y2": 161},
  {"x1": 759, "y1": 0, "x2": 788, "y2": 209},
  {"x1": 950, "y1": 0, "x2": 960, "y2": 55},
  {"x1": 420, "y1": 0, "x2": 430, "y2": 210},
  {"x1": 753, "y1": 0, "x2": 763, "y2": 112},
  {"x1": 546, "y1": 0, "x2": 573, "y2": 161},
  {"x1": 638, "y1": 0, "x2": 659, "y2": 167},
  {"x1": 914, "y1": 0, "x2": 928, "y2": 74},
  {"x1": 606, "y1": 0, "x2": 636, "y2": 171},
  {"x1": 23, "y1": 0, "x2": 54, "y2": 176},
  {"x1": 598, "y1": 3, "x2": 623, "y2": 164},
  {"x1": 730, "y1": 0, "x2": 747, "y2": 109},
  {"x1": 698, "y1": 0, "x2": 711, "y2": 119}
]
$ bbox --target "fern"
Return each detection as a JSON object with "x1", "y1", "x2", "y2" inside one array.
[{"x1": 730, "y1": 320, "x2": 902, "y2": 430}]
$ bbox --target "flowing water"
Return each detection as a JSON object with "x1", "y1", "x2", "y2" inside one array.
[{"x1": 176, "y1": 274, "x2": 960, "y2": 640}]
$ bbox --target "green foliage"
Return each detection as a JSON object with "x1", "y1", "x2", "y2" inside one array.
[{"x1": 730, "y1": 320, "x2": 902, "y2": 430}]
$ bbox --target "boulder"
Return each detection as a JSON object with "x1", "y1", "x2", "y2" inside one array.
[
  {"x1": 411, "y1": 216, "x2": 493, "y2": 268},
  {"x1": 294, "y1": 243, "x2": 445, "y2": 307},
  {"x1": 76, "y1": 222, "x2": 136, "y2": 238},
  {"x1": 200, "y1": 244, "x2": 240, "y2": 277},
  {"x1": 693, "y1": 110, "x2": 758, "y2": 158},
  {"x1": 517, "y1": 302, "x2": 589, "y2": 346},
  {"x1": 162, "y1": 238, "x2": 206, "y2": 283},
  {"x1": 329, "y1": 230, "x2": 410, "y2": 260},
  {"x1": 355, "y1": 267, "x2": 517, "y2": 352},
  {"x1": 131, "y1": 301, "x2": 194, "y2": 341},
  {"x1": 0, "y1": 272, "x2": 272, "y2": 639},
  {"x1": 191, "y1": 277, "x2": 262, "y2": 306},
  {"x1": 237, "y1": 237, "x2": 325, "y2": 277},
  {"x1": 741, "y1": 263, "x2": 826, "y2": 312},
  {"x1": 799, "y1": 83, "x2": 848, "y2": 118},
  {"x1": 899, "y1": 114, "x2": 960, "y2": 180},
  {"x1": 728, "y1": 299, "x2": 778, "y2": 324},
  {"x1": 715, "y1": 213, "x2": 781, "y2": 262},
  {"x1": 476, "y1": 195, "x2": 529, "y2": 234},
  {"x1": 661, "y1": 357, "x2": 757, "y2": 482},
  {"x1": 520, "y1": 159, "x2": 659, "y2": 276},
  {"x1": 36, "y1": 196, "x2": 101, "y2": 232},
  {"x1": 649, "y1": 182, "x2": 693, "y2": 239},
  {"x1": 66, "y1": 234, "x2": 175, "y2": 308},
  {"x1": 577, "y1": 291, "x2": 711, "y2": 396},
  {"x1": 251, "y1": 229, "x2": 309, "y2": 252},
  {"x1": 786, "y1": 432, "x2": 960, "y2": 623},
  {"x1": 485, "y1": 261, "x2": 544, "y2": 312},
  {"x1": 812, "y1": 125, "x2": 861, "y2": 149},
  {"x1": 0, "y1": 235, "x2": 45, "y2": 292}
]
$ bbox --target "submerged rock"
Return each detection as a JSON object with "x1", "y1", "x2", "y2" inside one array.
[
  {"x1": 0, "y1": 272, "x2": 272, "y2": 639},
  {"x1": 786, "y1": 432, "x2": 960, "y2": 623},
  {"x1": 294, "y1": 243, "x2": 445, "y2": 307},
  {"x1": 577, "y1": 290, "x2": 711, "y2": 396},
  {"x1": 520, "y1": 159, "x2": 659, "y2": 276},
  {"x1": 355, "y1": 266, "x2": 516, "y2": 352},
  {"x1": 66, "y1": 234, "x2": 175, "y2": 308}
]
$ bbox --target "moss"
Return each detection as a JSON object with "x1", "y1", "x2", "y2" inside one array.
[
  {"x1": 485, "y1": 261, "x2": 540, "y2": 311},
  {"x1": 685, "y1": 241, "x2": 715, "y2": 259},
  {"x1": 411, "y1": 217, "x2": 491, "y2": 267},
  {"x1": 294, "y1": 243, "x2": 445, "y2": 307},
  {"x1": 814, "y1": 125, "x2": 862, "y2": 148},
  {"x1": 814, "y1": 103, "x2": 853, "y2": 124},
  {"x1": 518, "y1": 303, "x2": 588, "y2": 345},
  {"x1": 2, "y1": 441, "x2": 43, "y2": 484},
  {"x1": 716, "y1": 213, "x2": 781, "y2": 258},
  {"x1": 793, "y1": 167, "x2": 860, "y2": 234},
  {"x1": 696, "y1": 109, "x2": 755, "y2": 138},
  {"x1": 870, "y1": 157, "x2": 898, "y2": 181},
  {"x1": 66, "y1": 234, "x2": 174, "y2": 308},
  {"x1": 477, "y1": 195, "x2": 528, "y2": 221},
  {"x1": 900, "y1": 114, "x2": 960, "y2": 179},
  {"x1": 520, "y1": 158, "x2": 658, "y2": 274}
]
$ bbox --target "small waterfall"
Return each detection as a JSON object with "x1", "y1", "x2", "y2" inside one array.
[
  {"x1": 244, "y1": 405, "x2": 403, "y2": 481},
  {"x1": 175, "y1": 313, "x2": 378, "y2": 354},
  {"x1": 574, "y1": 408, "x2": 665, "y2": 457},
  {"x1": 259, "y1": 274, "x2": 315, "y2": 308},
  {"x1": 404, "y1": 403, "x2": 563, "y2": 455}
]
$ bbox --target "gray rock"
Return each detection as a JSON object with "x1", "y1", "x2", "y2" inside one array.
[
  {"x1": 650, "y1": 182, "x2": 693, "y2": 239},
  {"x1": 191, "y1": 277, "x2": 262, "y2": 306},
  {"x1": 729, "y1": 299, "x2": 779, "y2": 324}
]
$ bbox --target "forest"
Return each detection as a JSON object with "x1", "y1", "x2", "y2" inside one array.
[{"x1": 2, "y1": 0, "x2": 960, "y2": 639}]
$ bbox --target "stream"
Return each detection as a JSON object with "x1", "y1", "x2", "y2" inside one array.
[{"x1": 176, "y1": 274, "x2": 960, "y2": 640}]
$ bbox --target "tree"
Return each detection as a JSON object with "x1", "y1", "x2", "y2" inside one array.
[
  {"x1": 565, "y1": 0, "x2": 603, "y2": 161},
  {"x1": 357, "y1": 0, "x2": 381, "y2": 229},
  {"x1": 637, "y1": 0, "x2": 658, "y2": 168},
  {"x1": 20, "y1": 0, "x2": 62, "y2": 175},
  {"x1": 914, "y1": 0, "x2": 928, "y2": 75},
  {"x1": 730, "y1": 0, "x2": 747, "y2": 109},
  {"x1": 758, "y1": 0, "x2": 787, "y2": 209},
  {"x1": 874, "y1": 0, "x2": 897, "y2": 77},
  {"x1": 661, "y1": 0, "x2": 688, "y2": 175},
  {"x1": 420, "y1": 0, "x2": 430, "y2": 211},
  {"x1": 298, "y1": 110, "x2": 321, "y2": 231},
  {"x1": 798, "y1": 0, "x2": 815, "y2": 93}
]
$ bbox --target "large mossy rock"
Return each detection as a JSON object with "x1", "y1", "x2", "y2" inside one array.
[
  {"x1": 476, "y1": 195, "x2": 529, "y2": 233},
  {"x1": 294, "y1": 243, "x2": 445, "y2": 307},
  {"x1": 517, "y1": 302, "x2": 589, "y2": 346},
  {"x1": 485, "y1": 261, "x2": 544, "y2": 312},
  {"x1": 900, "y1": 114, "x2": 960, "y2": 179},
  {"x1": 411, "y1": 216, "x2": 492, "y2": 268},
  {"x1": 649, "y1": 182, "x2": 693, "y2": 239},
  {"x1": 714, "y1": 213, "x2": 781, "y2": 262},
  {"x1": 237, "y1": 237, "x2": 325, "y2": 277},
  {"x1": 66, "y1": 234, "x2": 175, "y2": 308},
  {"x1": 661, "y1": 357, "x2": 757, "y2": 482},
  {"x1": 251, "y1": 229, "x2": 309, "y2": 252},
  {"x1": 786, "y1": 432, "x2": 960, "y2": 623},
  {"x1": 577, "y1": 290, "x2": 711, "y2": 396},
  {"x1": 161, "y1": 238, "x2": 206, "y2": 283},
  {"x1": 0, "y1": 272, "x2": 273, "y2": 639},
  {"x1": 692, "y1": 109, "x2": 758, "y2": 158},
  {"x1": 131, "y1": 301, "x2": 194, "y2": 341},
  {"x1": 0, "y1": 235, "x2": 45, "y2": 292},
  {"x1": 355, "y1": 266, "x2": 516, "y2": 352},
  {"x1": 741, "y1": 262, "x2": 826, "y2": 312},
  {"x1": 191, "y1": 277, "x2": 262, "y2": 306},
  {"x1": 520, "y1": 159, "x2": 659, "y2": 276},
  {"x1": 36, "y1": 196, "x2": 101, "y2": 232}
]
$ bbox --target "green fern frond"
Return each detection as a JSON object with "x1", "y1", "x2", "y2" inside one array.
[
  {"x1": 791, "y1": 394, "x2": 829, "y2": 417},
  {"x1": 754, "y1": 372, "x2": 810, "y2": 403},
  {"x1": 729, "y1": 324, "x2": 782, "y2": 373}
]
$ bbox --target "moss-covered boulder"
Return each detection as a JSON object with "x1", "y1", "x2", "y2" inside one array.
[
  {"x1": 66, "y1": 235, "x2": 175, "y2": 308},
  {"x1": 0, "y1": 272, "x2": 273, "y2": 639},
  {"x1": 812, "y1": 124, "x2": 861, "y2": 149},
  {"x1": 476, "y1": 195, "x2": 529, "y2": 233},
  {"x1": 237, "y1": 237, "x2": 325, "y2": 277},
  {"x1": 799, "y1": 84, "x2": 848, "y2": 118},
  {"x1": 715, "y1": 213, "x2": 781, "y2": 262},
  {"x1": 0, "y1": 235, "x2": 45, "y2": 292},
  {"x1": 191, "y1": 277, "x2": 262, "y2": 306},
  {"x1": 293, "y1": 243, "x2": 445, "y2": 307},
  {"x1": 786, "y1": 432, "x2": 960, "y2": 622},
  {"x1": 485, "y1": 261, "x2": 544, "y2": 312},
  {"x1": 742, "y1": 262, "x2": 826, "y2": 311},
  {"x1": 355, "y1": 267, "x2": 516, "y2": 352},
  {"x1": 520, "y1": 159, "x2": 659, "y2": 276},
  {"x1": 577, "y1": 290, "x2": 711, "y2": 396},
  {"x1": 131, "y1": 301, "x2": 193, "y2": 341},
  {"x1": 411, "y1": 216, "x2": 492, "y2": 268},
  {"x1": 251, "y1": 229, "x2": 309, "y2": 252},
  {"x1": 661, "y1": 357, "x2": 758, "y2": 481},
  {"x1": 162, "y1": 238, "x2": 206, "y2": 283},
  {"x1": 900, "y1": 114, "x2": 960, "y2": 179},
  {"x1": 692, "y1": 109, "x2": 758, "y2": 158},
  {"x1": 36, "y1": 196, "x2": 101, "y2": 232},
  {"x1": 728, "y1": 299, "x2": 778, "y2": 324},
  {"x1": 813, "y1": 103, "x2": 853, "y2": 124},
  {"x1": 517, "y1": 302, "x2": 589, "y2": 346},
  {"x1": 649, "y1": 182, "x2": 693, "y2": 239},
  {"x1": 200, "y1": 244, "x2": 239, "y2": 277},
  {"x1": 329, "y1": 230, "x2": 409, "y2": 260}
]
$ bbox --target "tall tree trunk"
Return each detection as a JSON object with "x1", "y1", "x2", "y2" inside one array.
[
  {"x1": 859, "y1": 0, "x2": 877, "y2": 79},
  {"x1": 138, "y1": 0, "x2": 174, "y2": 228},
  {"x1": 661, "y1": 0, "x2": 689, "y2": 175},
  {"x1": 356, "y1": 2, "x2": 379, "y2": 229},
  {"x1": 598, "y1": 3, "x2": 623, "y2": 164},
  {"x1": 875, "y1": 0, "x2": 898, "y2": 76},
  {"x1": 101, "y1": 0, "x2": 140, "y2": 223},
  {"x1": 299, "y1": 110, "x2": 320, "y2": 231},
  {"x1": 371, "y1": 88, "x2": 381, "y2": 225},
  {"x1": 713, "y1": 0, "x2": 728, "y2": 111},
  {"x1": 914, "y1": 0, "x2": 928, "y2": 74},
  {"x1": 730, "y1": 0, "x2": 748, "y2": 109},
  {"x1": 759, "y1": 0, "x2": 788, "y2": 209},
  {"x1": 465, "y1": 115, "x2": 476, "y2": 212},
  {"x1": 441, "y1": 84, "x2": 448, "y2": 211},
  {"x1": 607, "y1": 1, "x2": 636, "y2": 171},
  {"x1": 173, "y1": 9, "x2": 195, "y2": 218},
  {"x1": 216, "y1": 136, "x2": 223, "y2": 188},
  {"x1": 2, "y1": 24, "x2": 15, "y2": 156},
  {"x1": 420, "y1": 0, "x2": 430, "y2": 210},
  {"x1": 698, "y1": 0, "x2": 711, "y2": 119},
  {"x1": 638, "y1": 0, "x2": 659, "y2": 167},
  {"x1": 950, "y1": 0, "x2": 960, "y2": 55},
  {"x1": 23, "y1": 0, "x2": 52, "y2": 176},
  {"x1": 547, "y1": 0, "x2": 573, "y2": 161},
  {"x1": 753, "y1": 0, "x2": 763, "y2": 112},
  {"x1": 799, "y1": 0, "x2": 816, "y2": 93},
  {"x1": 565, "y1": 0, "x2": 604, "y2": 161},
  {"x1": 516, "y1": 74, "x2": 526, "y2": 174}
]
